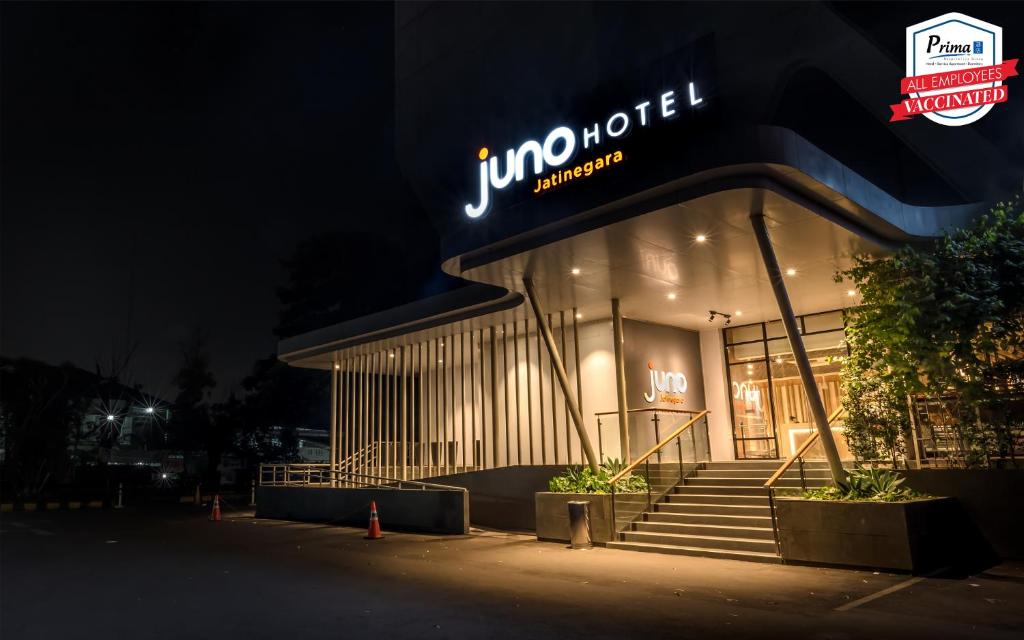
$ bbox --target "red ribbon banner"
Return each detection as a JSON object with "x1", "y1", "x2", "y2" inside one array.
[
  {"x1": 899, "y1": 59, "x2": 1018, "y2": 95},
  {"x1": 890, "y1": 85, "x2": 1009, "y2": 122}
]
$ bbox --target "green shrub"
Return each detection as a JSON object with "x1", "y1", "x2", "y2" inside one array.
[
  {"x1": 837, "y1": 195, "x2": 1024, "y2": 468},
  {"x1": 803, "y1": 466, "x2": 928, "y2": 502},
  {"x1": 547, "y1": 458, "x2": 649, "y2": 494}
]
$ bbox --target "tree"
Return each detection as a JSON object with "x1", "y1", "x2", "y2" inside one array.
[
  {"x1": 0, "y1": 358, "x2": 92, "y2": 497},
  {"x1": 233, "y1": 355, "x2": 326, "y2": 465},
  {"x1": 168, "y1": 328, "x2": 218, "y2": 482},
  {"x1": 838, "y1": 195, "x2": 1024, "y2": 466},
  {"x1": 225, "y1": 224, "x2": 443, "y2": 470}
]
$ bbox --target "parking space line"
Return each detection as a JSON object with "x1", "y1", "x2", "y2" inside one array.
[{"x1": 834, "y1": 568, "x2": 946, "y2": 612}]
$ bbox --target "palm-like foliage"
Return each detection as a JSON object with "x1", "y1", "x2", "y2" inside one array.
[{"x1": 548, "y1": 457, "x2": 649, "y2": 494}]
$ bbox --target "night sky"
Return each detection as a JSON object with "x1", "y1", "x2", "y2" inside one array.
[{"x1": 2, "y1": 3, "x2": 426, "y2": 398}]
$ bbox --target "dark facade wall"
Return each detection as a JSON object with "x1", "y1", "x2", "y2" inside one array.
[
  {"x1": 903, "y1": 470, "x2": 1024, "y2": 560},
  {"x1": 394, "y1": 2, "x2": 1024, "y2": 249},
  {"x1": 623, "y1": 319, "x2": 705, "y2": 412},
  {"x1": 622, "y1": 319, "x2": 706, "y2": 460},
  {"x1": 256, "y1": 486, "x2": 469, "y2": 534},
  {"x1": 426, "y1": 465, "x2": 566, "y2": 531}
]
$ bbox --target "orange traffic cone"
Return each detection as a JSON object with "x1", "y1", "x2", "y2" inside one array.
[
  {"x1": 210, "y1": 494, "x2": 222, "y2": 522},
  {"x1": 364, "y1": 500, "x2": 383, "y2": 540}
]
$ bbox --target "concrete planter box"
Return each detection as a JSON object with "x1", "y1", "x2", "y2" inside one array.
[
  {"x1": 775, "y1": 497, "x2": 958, "y2": 572},
  {"x1": 535, "y1": 492, "x2": 617, "y2": 544},
  {"x1": 903, "y1": 469, "x2": 1023, "y2": 560}
]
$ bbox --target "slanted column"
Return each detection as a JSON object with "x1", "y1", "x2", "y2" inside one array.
[
  {"x1": 522, "y1": 276, "x2": 599, "y2": 472},
  {"x1": 749, "y1": 211, "x2": 845, "y2": 486}
]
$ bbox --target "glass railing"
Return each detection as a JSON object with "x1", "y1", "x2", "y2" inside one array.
[{"x1": 602, "y1": 410, "x2": 711, "y2": 538}]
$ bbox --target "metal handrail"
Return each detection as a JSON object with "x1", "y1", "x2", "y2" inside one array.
[
  {"x1": 608, "y1": 410, "x2": 710, "y2": 485},
  {"x1": 762, "y1": 406, "x2": 845, "y2": 558},
  {"x1": 328, "y1": 470, "x2": 467, "y2": 492},
  {"x1": 258, "y1": 463, "x2": 466, "y2": 492},
  {"x1": 763, "y1": 407, "x2": 845, "y2": 489},
  {"x1": 593, "y1": 408, "x2": 703, "y2": 417}
]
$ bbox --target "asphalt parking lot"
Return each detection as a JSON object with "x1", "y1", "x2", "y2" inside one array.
[{"x1": 3, "y1": 504, "x2": 1023, "y2": 639}]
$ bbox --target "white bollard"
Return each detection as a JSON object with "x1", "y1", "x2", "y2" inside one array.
[
  {"x1": 115, "y1": 482, "x2": 124, "y2": 509},
  {"x1": 250, "y1": 478, "x2": 256, "y2": 507}
]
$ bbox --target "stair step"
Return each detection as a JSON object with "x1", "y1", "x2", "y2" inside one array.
[
  {"x1": 613, "y1": 495, "x2": 650, "y2": 504},
  {"x1": 665, "y1": 493, "x2": 769, "y2": 506},
  {"x1": 767, "y1": 478, "x2": 831, "y2": 489},
  {"x1": 620, "y1": 530, "x2": 778, "y2": 553},
  {"x1": 703, "y1": 461, "x2": 782, "y2": 470},
  {"x1": 657, "y1": 502, "x2": 770, "y2": 516},
  {"x1": 703, "y1": 461, "x2": 841, "y2": 471},
  {"x1": 696, "y1": 469, "x2": 832, "y2": 478},
  {"x1": 633, "y1": 521, "x2": 776, "y2": 540},
  {"x1": 675, "y1": 485, "x2": 768, "y2": 495},
  {"x1": 644, "y1": 512, "x2": 772, "y2": 528},
  {"x1": 682, "y1": 477, "x2": 778, "y2": 487},
  {"x1": 606, "y1": 541, "x2": 781, "y2": 563}
]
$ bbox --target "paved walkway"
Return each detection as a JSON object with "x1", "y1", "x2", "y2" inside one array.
[{"x1": 3, "y1": 506, "x2": 1022, "y2": 639}]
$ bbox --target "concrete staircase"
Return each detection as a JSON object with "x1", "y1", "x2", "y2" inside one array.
[{"x1": 606, "y1": 460, "x2": 834, "y2": 563}]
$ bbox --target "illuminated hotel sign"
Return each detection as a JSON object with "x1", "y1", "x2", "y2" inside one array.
[
  {"x1": 643, "y1": 361, "x2": 689, "y2": 405},
  {"x1": 463, "y1": 82, "x2": 705, "y2": 219}
]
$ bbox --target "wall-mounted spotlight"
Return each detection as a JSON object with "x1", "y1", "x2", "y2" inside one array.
[{"x1": 708, "y1": 310, "x2": 732, "y2": 326}]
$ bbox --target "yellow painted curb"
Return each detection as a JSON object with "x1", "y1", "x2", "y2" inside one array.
[
  {"x1": 46, "y1": 502, "x2": 61, "y2": 510},
  {"x1": 1, "y1": 503, "x2": 12, "y2": 512},
  {"x1": 23, "y1": 504, "x2": 37, "y2": 512},
  {"x1": 179, "y1": 496, "x2": 195, "y2": 503},
  {"x1": 69, "y1": 501, "x2": 82, "y2": 509},
  {"x1": 86, "y1": 500, "x2": 103, "y2": 508}
]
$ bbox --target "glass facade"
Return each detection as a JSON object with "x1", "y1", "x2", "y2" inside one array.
[{"x1": 723, "y1": 310, "x2": 851, "y2": 460}]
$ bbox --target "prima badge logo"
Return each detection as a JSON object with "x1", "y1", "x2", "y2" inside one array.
[
  {"x1": 643, "y1": 361, "x2": 688, "y2": 404},
  {"x1": 892, "y1": 12, "x2": 1018, "y2": 125}
]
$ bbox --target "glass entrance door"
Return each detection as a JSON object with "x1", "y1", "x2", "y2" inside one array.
[
  {"x1": 724, "y1": 310, "x2": 850, "y2": 460},
  {"x1": 725, "y1": 324, "x2": 778, "y2": 458}
]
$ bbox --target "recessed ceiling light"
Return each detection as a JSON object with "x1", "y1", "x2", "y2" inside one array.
[
  {"x1": 438, "y1": 359, "x2": 444, "y2": 364},
  {"x1": 786, "y1": 268, "x2": 797, "y2": 276},
  {"x1": 575, "y1": 312, "x2": 583, "y2": 319},
  {"x1": 775, "y1": 356, "x2": 783, "y2": 364},
  {"x1": 334, "y1": 363, "x2": 340, "y2": 369},
  {"x1": 734, "y1": 310, "x2": 742, "y2": 316},
  {"x1": 389, "y1": 353, "x2": 395, "y2": 358},
  {"x1": 847, "y1": 289, "x2": 856, "y2": 297},
  {"x1": 667, "y1": 293, "x2": 677, "y2": 300},
  {"x1": 571, "y1": 267, "x2": 581, "y2": 275},
  {"x1": 695, "y1": 234, "x2": 707, "y2": 243}
]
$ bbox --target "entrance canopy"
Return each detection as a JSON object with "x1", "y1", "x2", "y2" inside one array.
[
  {"x1": 456, "y1": 185, "x2": 883, "y2": 332},
  {"x1": 279, "y1": 151, "x2": 978, "y2": 368}
]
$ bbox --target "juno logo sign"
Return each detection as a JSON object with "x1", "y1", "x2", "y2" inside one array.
[
  {"x1": 464, "y1": 81, "x2": 705, "y2": 219},
  {"x1": 643, "y1": 361, "x2": 688, "y2": 404}
]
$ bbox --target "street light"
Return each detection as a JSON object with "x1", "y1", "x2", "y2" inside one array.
[{"x1": 106, "y1": 414, "x2": 115, "y2": 422}]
